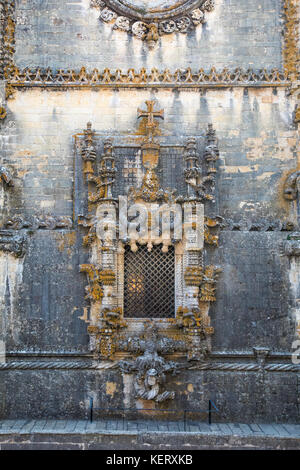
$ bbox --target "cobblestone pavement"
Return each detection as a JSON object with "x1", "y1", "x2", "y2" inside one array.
[{"x1": 0, "y1": 420, "x2": 299, "y2": 437}]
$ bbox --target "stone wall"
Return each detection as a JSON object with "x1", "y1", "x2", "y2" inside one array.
[{"x1": 0, "y1": 0, "x2": 299, "y2": 423}]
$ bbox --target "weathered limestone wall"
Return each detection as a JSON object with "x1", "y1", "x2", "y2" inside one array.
[
  {"x1": 15, "y1": 0, "x2": 283, "y2": 70},
  {"x1": 2, "y1": 87, "x2": 297, "y2": 220},
  {"x1": 0, "y1": 0, "x2": 299, "y2": 423}
]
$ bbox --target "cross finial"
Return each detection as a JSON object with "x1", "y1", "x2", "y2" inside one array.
[{"x1": 137, "y1": 101, "x2": 164, "y2": 139}]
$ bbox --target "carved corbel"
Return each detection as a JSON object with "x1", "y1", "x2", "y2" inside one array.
[
  {"x1": 283, "y1": 234, "x2": 300, "y2": 257},
  {"x1": 0, "y1": 230, "x2": 27, "y2": 257}
]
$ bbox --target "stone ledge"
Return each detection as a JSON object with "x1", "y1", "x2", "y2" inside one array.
[{"x1": 0, "y1": 420, "x2": 300, "y2": 449}]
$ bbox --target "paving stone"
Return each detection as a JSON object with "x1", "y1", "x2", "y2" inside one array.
[
  {"x1": 158, "y1": 424, "x2": 169, "y2": 431},
  {"x1": 282, "y1": 424, "x2": 300, "y2": 436},
  {"x1": 63, "y1": 420, "x2": 78, "y2": 433},
  {"x1": 259, "y1": 424, "x2": 280, "y2": 436},
  {"x1": 74, "y1": 421, "x2": 88, "y2": 432},
  {"x1": 5, "y1": 420, "x2": 27, "y2": 431},
  {"x1": 207, "y1": 423, "x2": 220, "y2": 433},
  {"x1": 249, "y1": 423, "x2": 263, "y2": 433},
  {"x1": 31, "y1": 420, "x2": 48, "y2": 432},
  {"x1": 238, "y1": 424, "x2": 253, "y2": 435},
  {"x1": 20, "y1": 420, "x2": 36, "y2": 433},
  {"x1": 272, "y1": 424, "x2": 292, "y2": 437},
  {"x1": 188, "y1": 424, "x2": 200, "y2": 432},
  {"x1": 217, "y1": 423, "x2": 233, "y2": 435},
  {"x1": 198, "y1": 423, "x2": 212, "y2": 433},
  {"x1": 53, "y1": 420, "x2": 67, "y2": 430},
  {"x1": 228, "y1": 423, "x2": 243, "y2": 435}
]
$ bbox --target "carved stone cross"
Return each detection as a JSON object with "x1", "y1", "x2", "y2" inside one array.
[{"x1": 137, "y1": 100, "x2": 164, "y2": 140}]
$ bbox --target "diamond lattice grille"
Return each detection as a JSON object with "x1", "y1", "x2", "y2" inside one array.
[{"x1": 124, "y1": 244, "x2": 175, "y2": 318}]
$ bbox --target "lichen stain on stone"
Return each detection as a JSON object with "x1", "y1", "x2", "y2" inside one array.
[
  {"x1": 106, "y1": 381, "x2": 117, "y2": 397},
  {"x1": 57, "y1": 232, "x2": 76, "y2": 254},
  {"x1": 79, "y1": 306, "x2": 90, "y2": 323},
  {"x1": 244, "y1": 134, "x2": 295, "y2": 163}
]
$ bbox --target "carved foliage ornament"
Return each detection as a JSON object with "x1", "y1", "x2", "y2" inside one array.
[{"x1": 91, "y1": 0, "x2": 215, "y2": 45}]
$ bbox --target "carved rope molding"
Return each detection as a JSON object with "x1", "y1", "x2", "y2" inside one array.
[{"x1": 0, "y1": 360, "x2": 298, "y2": 372}]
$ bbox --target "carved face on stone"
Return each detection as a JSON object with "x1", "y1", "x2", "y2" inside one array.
[{"x1": 146, "y1": 368, "x2": 158, "y2": 386}]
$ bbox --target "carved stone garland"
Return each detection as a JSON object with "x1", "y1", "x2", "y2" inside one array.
[
  {"x1": 79, "y1": 101, "x2": 221, "y2": 402},
  {"x1": 91, "y1": 0, "x2": 215, "y2": 47}
]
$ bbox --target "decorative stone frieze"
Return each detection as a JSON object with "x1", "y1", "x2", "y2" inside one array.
[
  {"x1": 6, "y1": 67, "x2": 291, "y2": 94},
  {"x1": 3, "y1": 214, "x2": 73, "y2": 230},
  {"x1": 91, "y1": 0, "x2": 215, "y2": 46}
]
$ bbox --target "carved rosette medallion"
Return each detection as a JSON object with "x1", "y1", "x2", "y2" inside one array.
[{"x1": 91, "y1": 0, "x2": 215, "y2": 46}]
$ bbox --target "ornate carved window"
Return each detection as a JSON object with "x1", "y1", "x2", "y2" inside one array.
[
  {"x1": 78, "y1": 101, "x2": 221, "y2": 377},
  {"x1": 124, "y1": 244, "x2": 175, "y2": 318}
]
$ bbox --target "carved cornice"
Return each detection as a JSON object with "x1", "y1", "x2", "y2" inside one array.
[
  {"x1": 6, "y1": 67, "x2": 291, "y2": 95},
  {"x1": 91, "y1": 0, "x2": 215, "y2": 46},
  {"x1": 0, "y1": 230, "x2": 27, "y2": 257},
  {"x1": 220, "y1": 218, "x2": 297, "y2": 232},
  {"x1": 2, "y1": 214, "x2": 73, "y2": 230}
]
